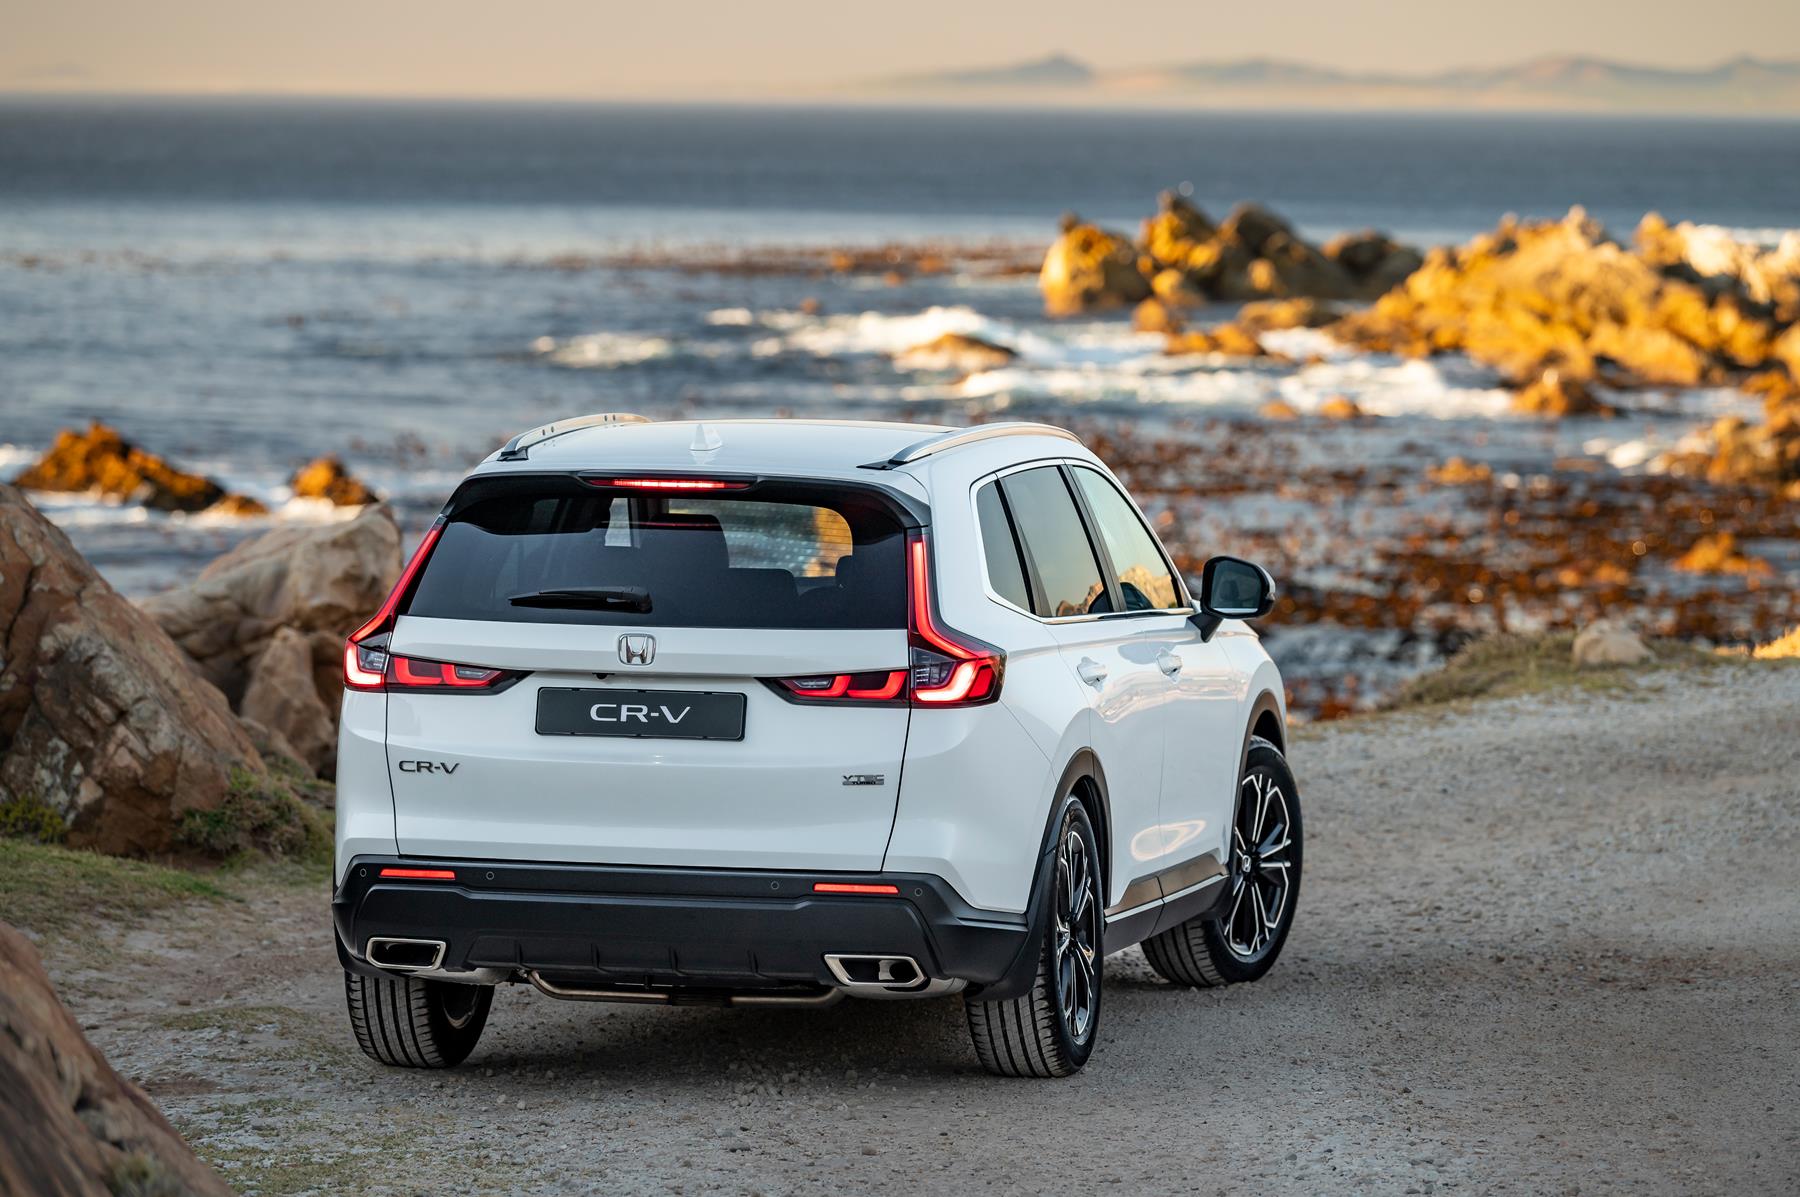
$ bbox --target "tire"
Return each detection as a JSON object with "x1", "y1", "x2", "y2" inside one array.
[
  {"x1": 965, "y1": 795, "x2": 1103, "y2": 1078},
  {"x1": 1144, "y1": 736, "x2": 1302, "y2": 988},
  {"x1": 344, "y1": 969, "x2": 493, "y2": 1068}
]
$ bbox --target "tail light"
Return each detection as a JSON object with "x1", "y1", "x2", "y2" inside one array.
[
  {"x1": 764, "y1": 531, "x2": 1002, "y2": 707},
  {"x1": 343, "y1": 519, "x2": 522, "y2": 694},
  {"x1": 907, "y1": 532, "x2": 1003, "y2": 705},
  {"x1": 386, "y1": 655, "x2": 520, "y2": 692},
  {"x1": 771, "y1": 670, "x2": 908, "y2": 705}
]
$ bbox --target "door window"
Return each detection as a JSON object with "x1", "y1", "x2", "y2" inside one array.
[
  {"x1": 999, "y1": 467, "x2": 1111, "y2": 618},
  {"x1": 974, "y1": 480, "x2": 1033, "y2": 612},
  {"x1": 1071, "y1": 468, "x2": 1182, "y2": 612}
]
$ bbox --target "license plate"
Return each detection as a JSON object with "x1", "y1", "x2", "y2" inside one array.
[{"x1": 535, "y1": 688, "x2": 746, "y2": 741}]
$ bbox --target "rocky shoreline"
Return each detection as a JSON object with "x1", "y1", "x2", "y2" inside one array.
[{"x1": 7, "y1": 198, "x2": 1800, "y2": 721}]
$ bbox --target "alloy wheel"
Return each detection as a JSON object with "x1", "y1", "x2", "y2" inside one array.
[
  {"x1": 1052, "y1": 818, "x2": 1100, "y2": 1043},
  {"x1": 1221, "y1": 768, "x2": 1295, "y2": 961}
]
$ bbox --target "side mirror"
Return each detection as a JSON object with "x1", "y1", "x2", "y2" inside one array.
[{"x1": 1191, "y1": 556, "x2": 1277, "y2": 641}]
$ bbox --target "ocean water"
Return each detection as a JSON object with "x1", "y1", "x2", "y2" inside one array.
[{"x1": 3, "y1": 100, "x2": 1797, "y2": 707}]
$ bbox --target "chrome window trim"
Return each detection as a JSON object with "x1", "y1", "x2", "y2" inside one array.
[{"x1": 968, "y1": 458, "x2": 1196, "y2": 625}]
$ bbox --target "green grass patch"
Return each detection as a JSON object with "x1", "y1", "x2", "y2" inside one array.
[
  {"x1": 175, "y1": 767, "x2": 331, "y2": 865},
  {"x1": 0, "y1": 791, "x2": 67, "y2": 843},
  {"x1": 0, "y1": 838, "x2": 232, "y2": 936},
  {"x1": 1386, "y1": 631, "x2": 1718, "y2": 710}
]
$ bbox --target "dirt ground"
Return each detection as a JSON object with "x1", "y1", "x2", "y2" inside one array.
[{"x1": 34, "y1": 661, "x2": 1800, "y2": 1195}]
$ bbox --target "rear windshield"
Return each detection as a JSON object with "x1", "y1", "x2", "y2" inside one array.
[{"x1": 405, "y1": 477, "x2": 908, "y2": 629}]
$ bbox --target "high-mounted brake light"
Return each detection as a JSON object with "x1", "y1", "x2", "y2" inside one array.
[
  {"x1": 343, "y1": 520, "x2": 445, "y2": 691},
  {"x1": 907, "y1": 532, "x2": 1003, "y2": 706},
  {"x1": 585, "y1": 477, "x2": 750, "y2": 491},
  {"x1": 379, "y1": 868, "x2": 458, "y2": 880},
  {"x1": 813, "y1": 882, "x2": 900, "y2": 895}
]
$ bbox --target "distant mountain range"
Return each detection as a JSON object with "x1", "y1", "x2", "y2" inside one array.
[{"x1": 872, "y1": 53, "x2": 1800, "y2": 114}]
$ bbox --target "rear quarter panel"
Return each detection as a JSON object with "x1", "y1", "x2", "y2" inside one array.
[{"x1": 335, "y1": 689, "x2": 396, "y2": 883}]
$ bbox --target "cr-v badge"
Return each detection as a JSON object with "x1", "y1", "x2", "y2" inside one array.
[{"x1": 618, "y1": 634, "x2": 655, "y2": 665}]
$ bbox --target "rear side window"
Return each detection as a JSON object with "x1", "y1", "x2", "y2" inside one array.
[
  {"x1": 1071, "y1": 468, "x2": 1182, "y2": 611},
  {"x1": 406, "y1": 478, "x2": 907, "y2": 629},
  {"x1": 999, "y1": 467, "x2": 1111, "y2": 618},
  {"x1": 974, "y1": 481, "x2": 1033, "y2": 612}
]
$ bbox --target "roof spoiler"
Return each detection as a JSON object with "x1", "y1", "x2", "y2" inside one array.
[
  {"x1": 495, "y1": 413, "x2": 651, "y2": 461},
  {"x1": 867, "y1": 422, "x2": 1083, "y2": 469}
]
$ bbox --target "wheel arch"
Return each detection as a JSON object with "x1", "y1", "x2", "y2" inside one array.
[
  {"x1": 973, "y1": 747, "x2": 1111, "y2": 1002},
  {"x1": 1243, "y1": 689, "x2": 1286, "y2": 769}
]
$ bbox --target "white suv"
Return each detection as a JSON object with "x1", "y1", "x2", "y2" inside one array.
[{"x1": 333, "y1": 416, "x2": 1299, "y2": 1078}]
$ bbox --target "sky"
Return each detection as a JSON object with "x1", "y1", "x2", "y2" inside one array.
[{"x1": 5, "y1": 0, "x2": 1800, "y2": 99}]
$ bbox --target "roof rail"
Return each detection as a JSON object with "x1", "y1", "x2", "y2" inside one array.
[
  {"x1": 495, "y1": 413, "x2": 651, "y2": 461},
  {"x1": 880, "y1": 422, "x2": 1083, "y2": 468}
]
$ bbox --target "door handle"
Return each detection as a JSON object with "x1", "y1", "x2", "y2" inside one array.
[
  {"x1": 1076, "y1": 657, "x2": 1108, "y2": 687},
  {"x1": 1157, "y1": 650, "x2": 1183, "y2": 677}
]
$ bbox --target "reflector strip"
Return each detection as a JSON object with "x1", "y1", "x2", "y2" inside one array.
[
  {"x1": 813, "y1": 882, "x2": 900, "y2": 895},
  {"x1": 379, "y1": 868, "x2": 458, "y2": 880}
]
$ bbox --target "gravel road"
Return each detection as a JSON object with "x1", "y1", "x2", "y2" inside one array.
[{"x1": 47, "y1": 662, "x2": 1800, "y2": 1194}]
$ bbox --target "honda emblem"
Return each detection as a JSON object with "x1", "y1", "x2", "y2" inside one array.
[{"x1": 617, "y1": 634, "x2": 656, "y2": 666}]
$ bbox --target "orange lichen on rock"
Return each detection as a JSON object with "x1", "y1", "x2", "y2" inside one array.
[
  {"x1": 1428, "y1": 457, "x2": 1494, "y2": 485},
  {"x1": 1236, "y1": 297, "x2": 1345, "y2": 332},
  {"x1": 893, "y1": 332, "x2": 1019, "y2": 374},
  {"x1": 1317, "y1": 396, "x2": 1366, "y2": 420},
  {"x1": 1332, "y1": 209, "x2": 1785, "y2": 392},
  {"x1": 1512, "y1": 369, "x2": 1613, "y2": 417},
  {"x1": 1039, "y1": 215, "x2": 1152, "y2": 316},
  {"x1": 1131, "y1": 298, "x2": 1184, "y2": 334},
  {"x1": 1045, "y1": 191, "x2": 1420, "y2": 315},
  {"x1": 1164, "y1": 322, "x2": 1269, "y2": 358},
  {"x1": 290, "y1": 455, "x2": 379, "y2": 507},
  {"x1": 1659, "y1": 369, "x2": 1800, "y2": 490},
  {"x1": 1673, "y1": 532, "x2": 1771, "y2": 575},
  {"x1": 1752, "y1": 625, "x2": 1800, "y2": 659},
  {"x1": 12, "y1": 422, "x2": 265, "y2": 514}
]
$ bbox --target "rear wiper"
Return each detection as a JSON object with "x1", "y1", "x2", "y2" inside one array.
[{"x1": 509, "y1": 586, "x2": 651, "y2": 613}]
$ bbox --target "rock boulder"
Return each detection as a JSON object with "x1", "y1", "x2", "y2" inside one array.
[
  {"x1": 240, "y1": 625, "x2": 340, "y2": 775},
  {"x1": 1571, "y1": 620, "x2": 1651, "y2": 667},
  {"x1": 0, "y1": 923, "x2": 234, "y2": 1196},
  {"x1": 290, "y1": 455, "x2": 379, "y2": 506},
  {"x1": 1332, "y1": 209, "x2": 1783, "y2": 392},
  {"x1": 1040, "y1": 217, "x2": 1152, "y2": 316},
  {"x1": 893, "y1": 332, "x2": 1019, "y2": 374},
  {"x1": 0, "y1": 484, "x2": 267, "y2": 857},
  {"x1": 142, "y1": 504, "x2": 401, "y2": 701},
  {"x1": 13, "y1": 422, "x2": 265, "y2": 515}
]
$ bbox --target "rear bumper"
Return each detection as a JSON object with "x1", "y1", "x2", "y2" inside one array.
[{"x1": 332, "y1": 856, "x2": 1034, "y2": 995}]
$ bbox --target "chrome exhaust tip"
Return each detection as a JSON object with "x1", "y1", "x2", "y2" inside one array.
[
  {"x1": 823, "y1": 954, "x2": 926, "y2": 991},
  {"x1": 365, "y1": 937, "x2": 447, "y2": 972}
]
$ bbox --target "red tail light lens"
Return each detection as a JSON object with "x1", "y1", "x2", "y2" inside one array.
[
  {"x1": 387, "y1": 655, "x2": 515, "y2": 691},
  {"x1": 379, "y1": 867, "x2": 458, "y2": 880},
  {"x1": 813, "y1": 882, "x2": 900, "y2": 895},
  {"x1": 343, "y1": 520, "x2": 524, "y2": 694},
  {"x1": 773, "y1": 670, "x2": 908, "y2": 704},
  {"x1": 343, "y1": 520, "x2": 445, "y2": 692},
  {"x1": 763, "y1": 533, "x2": 1002, "y2": 707},
  {"x1": 907, "y1": 532, "x2": 1003, "y2": 706}
]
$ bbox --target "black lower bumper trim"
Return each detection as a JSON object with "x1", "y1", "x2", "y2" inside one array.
[{"x1": 333, "y1": 857, "x2": 1031, "y2": 994}]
